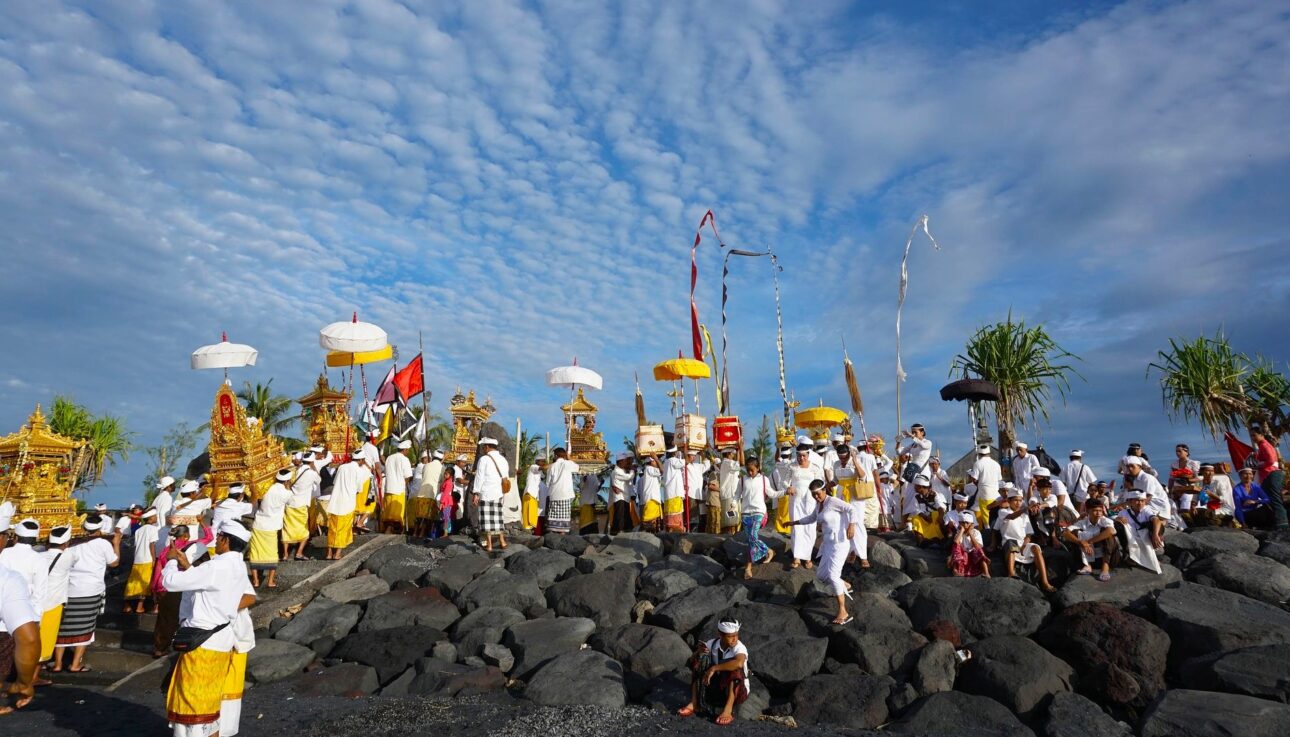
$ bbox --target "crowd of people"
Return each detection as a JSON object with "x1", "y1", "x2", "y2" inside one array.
[{"x1": 0, "y1": 420, "x2": 1285, "y2": 729}]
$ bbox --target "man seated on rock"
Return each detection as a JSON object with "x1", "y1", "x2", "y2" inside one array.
[
  {"x1": 1193, "y1": 462, "x2": 1235, "y2": 527},
  {"x1": 1114, "y1": 490, "x2": 1164, "y2": 574},
  {"x1": 678, "y1": 619, "x2": 749, "y2": 726},
  {"x1": 905, "y1": 474, "x2": 946, "y2": 547},
  {"x1": 1062, "y1": 498, "x2": 1118, "y2": 581},
  {"x1": 991, "y1": 489, "x2": 1056, "y2": 593}
]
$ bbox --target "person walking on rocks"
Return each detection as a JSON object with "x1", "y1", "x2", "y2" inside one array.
[
  {"x1": 52, "y1": 515, "x2": 120, "y2": 673},
  {"x1": 790, "y1": 480, "x2": 857, "y2": 624},
  {"x1": 381, "y1": 440, "x2": 414, "y2": 534},
  {"x1": 678, "y1": 619, "x2": 749, "y2": 725},
  {"x1": 637, "y1": 455, "x2": 663, "y2": 531},
  {"x1": 283, "y1": 454, "x2": 318, "y2": 561},
  {"x1": 123, "y1": 509, "x2": 159, "y2": 613},
  {"x1": 325, "y1": 454, "x2": 371, "y2": 560},
  {"x1": 0, "y1": 566, "x2": 41, "y2": 716},
  {"x1": 473, "y1": 437, "x2": 510, "y2": 552},
  {"x1": 738, "y1": 457, "x2": 781, "y2": 579},
  {"x1": 787, "y1": 443, "x2": 823, "y2": 569},
  {"x1": 249, "y1": 469, "x2": 292, "y2": 588},
  {"x1": 825, "y1": 444, "x2": 871, "y2": 569},
  {"x1": 37, "y1": 526, "x2": 73, "y2": 670},
  {"x1": 543, "y1": 448, "x2": 578, "y2": 535}
]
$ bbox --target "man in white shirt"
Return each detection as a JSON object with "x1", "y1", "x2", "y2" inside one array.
[
  {"x1": 971, "y1": 445, "x2": 1003, "y2": 526},
  {"x1": 1197, "y1": 462, "x2": 1236, "y2": 523},
  {"x1": 124, "y1": 510, "x2": 160, "y2": 613},
  {"x1": 325, "y1": 455, "x2": 371, "y2": 560},
  {"x1": 1011, "y1": 442, "x2": 1042, "y2": 496},
  {"x1": 608, "y1": 454, "x2": 637, "y2": 534},
  {"x1": 412, "y1": 451, "x2": 444, "y2": 538},
  {"x1": 159, "y1": 520, "x2": 255, "y2": 737},
  {"x1": 1125, "y1": 457, "x2": 1176, "y2": 527},
  {"x1": 151, "y1": 476, "x2": 176, "y2": 523},
  {"x1": 992, "y1": 490, "x2": 1056, "y2": 592},
  {"x1": 38, "y1": 526, "x2": 73, "y2": 668},
  {"x1": 283, "y1": 456, "x2": 318, "y2": 561},
  {"x1": 663, "y1": 447, "x2": 688, "y2": 532},
  {"x1": 0, "y1": 566, "x2": 40, "y2": 715},
  {"x1": 521, "y1": 459, "x2": 545, "y2": 532},
  {"x1": 250, "y1": 469, "x2": 293, "y2": 588},
  {"x1": 381, "y1": 440, "x2": 415, "y2": 534},
  {"x1": 637, "y1": 455, "x2": 663, "y2": 532},
  {"x1": 897, "y1": 423, "x2": 933, "y2": 474},
  {"x1": 544, "y1": 448, "x2": 579, "y2": 534},
  {"x1": 211, "y1": 485, "x2": 252, "y2": 535},
  {"x1": 927, "y1": 456, "x2": 952, "y2": 508},
  {"x1": 473, "y1": 437, "x2": 510, "y2": 551},
  {"x1": 1115, "y1": 490, "x2": 1164, "y2": 574},
  {"x1": 1061, "y1": 450, "x2": 1098, "y2": 512},
  {"x1": 716, "y1": 447, "x2": 743, "y2": 535},
  {"x1": 1063, "y1": 498, "x2": 1118, "y2": 580},
  {"x1": 0, "y1": 500, "x2": 14, "y2": 534},
  {"x1": 0, "y1": 519, "x2": 50, "y2": 633},
  {"x1": 679, "y1": 619, "x2": 750, "y2": 725},
  {"x1": 685, "y1": 449, "x2": 712, "y2": 532}
]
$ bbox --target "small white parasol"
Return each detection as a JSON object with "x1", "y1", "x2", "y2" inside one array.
[
  {"x1": 320, "y1": 312, "x2": 388, "y2": 353},
  {"x1": 545, "y1": 362, "x2": 604, "y2": 391},
  {"x1": 191, "y1": 332, "x2": 258, "y2": 379}
]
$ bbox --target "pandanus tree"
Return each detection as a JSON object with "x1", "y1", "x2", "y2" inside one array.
[
  {"x1": 1149, "y1": 333, "x2": 1290, "y2": 439},
  {"x1": 950, "y1": 313, "x2": 1082, "y2": 452}
]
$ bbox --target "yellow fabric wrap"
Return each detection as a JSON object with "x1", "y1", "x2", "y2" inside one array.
[
  {"x1": 124, "y1": 561, "x2": 153, "y2": 599},
  {"x1": 39, "y1": 605, "x2": 63, "y2": 662},
  {"x1": 167, "y1": 646, "x2": 233, "y2": 727},
  {"x1": 774, "y1": 495, "x2": 792, "y2": 535},
  {"x1": 976, "y1": 499, "x2": 993, "y2": 530},
  {"x1": 281, "y1": 506, "x2": 310, "y2": 544},
  {"x1": 579, "y1": 504, "x2": 597, "y2": 527},
  {"x1": 327, "y1": 512, "x2": 354, "y2": 549},
  {"x1": 359, "y1": 479, "x2": 375, "y2": 514},
  {"x1": 248, "y1": 528, "x2": 279, "y2": 566},
  {"x1": 223, "y1": 651, "x2": 248, "y2": 701},
  {"x1": 642, "y1": 499, "x2": 662, "y2": 523},
  {"x1": 381, "y1": 494, "x2": 406, "y2": 524},
  {"x1": 522, "y1": 495, "x2": 539, "y2": 529},
  {"x1": 410, "y1": 497, "x2": 434, "y2": 521},
  {"x1": 911, "y1": 511, "x2": 945, "y2": 540}
]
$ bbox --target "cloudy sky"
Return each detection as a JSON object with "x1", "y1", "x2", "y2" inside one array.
[{"x1": 2, "y1": 0, "x2": 1288, "y2": 506}]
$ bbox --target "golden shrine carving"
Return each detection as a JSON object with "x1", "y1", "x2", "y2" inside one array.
[
  {"x1": 297, "y1": 374, "x2": 356, "y2": 457},
  {"x1": 563, "y1": 388, "x2": 608, "y2": 471},
  {"x1": 207, "y1": 383, "x2": 287, "y2": 502},
  {"x1": 0, "y1": 405, "x2": 85, "y2": 535},
  {"x1": 449, "y1": 388, "x2": 494, "y2": 464}
]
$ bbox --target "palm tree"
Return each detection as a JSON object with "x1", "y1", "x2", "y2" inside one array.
[
  {"x1": 950, "y1": 313, "x2": 1082, "y2": 451},
  {"x1": 515, "y1": 431, "x2": 543, "y2": 491},
  {"x1": 747, "y1": 415, "x2": 773, "y2": 467},
  {"x1": 48, "y1": 395, "x2": 134, "y2": 490},
  {"x1": 237, "y1": 379, "x2": 297, "y2": 436},
  {"x1": 1149, "y1": 334, "x2": 1290, "y2": 439}
]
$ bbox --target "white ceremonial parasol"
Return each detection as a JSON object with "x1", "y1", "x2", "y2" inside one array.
[
  {"x1": 191, "y1": 332, "x2": 258, "y2": 380},
  {"x1": 320, "y1": 312, "x2": 388, "y2": 353},
  {"x1": 545, "y1": 363, "x2": 604, "y2": 391}
]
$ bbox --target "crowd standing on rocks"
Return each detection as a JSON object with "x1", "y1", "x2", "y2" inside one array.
[{"x1": 1, "y1": 425, "x2": 1289, "y2": 737}]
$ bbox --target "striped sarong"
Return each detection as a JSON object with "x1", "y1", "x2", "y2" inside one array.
[
  {"x1": 248, "y1": 528, "x2": 279, "y2": 570},
  {"x1": 546, "y1": 499, "x2": 572, "y2": 533},
  {"x1": 167, "y1": 646, "x2": 234, "y2": 729},
  {"x1": 57, "y1": 592, "x2": 104, "y2": 646},
  {"x1": 479, "y1": 498, "x2": 504, "y2": 533}
]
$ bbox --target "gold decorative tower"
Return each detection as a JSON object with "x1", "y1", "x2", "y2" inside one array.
[
  {"x1": 207, "y1": 383, "x2": 287, "y2": 502},
  {"x1": 297, "y1": 374, "x2": 356, "y2": 458},
  {"x1": 0, "y1": 405, "x2": 85, "y2": 535},
  {"x1": 563, "y1": 388, "x2": 609, "y2": 471},
  {"x1": 449, "y1": 388, "x2": 494, "y2": 464}
]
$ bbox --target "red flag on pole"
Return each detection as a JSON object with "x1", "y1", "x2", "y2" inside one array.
[
  {"x1": 393, "y1": 353, "x2": 425, "y2": 401},
  {"x1": 1225, "y1": 431, "x2": 1253, "y2": 470},
  {"x1": 373, "y1": 365, "x2": 399, "y2": 405}
]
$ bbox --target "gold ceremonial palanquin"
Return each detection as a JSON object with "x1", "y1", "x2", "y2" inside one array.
[
  {"x1": 297, "y1": 374, "x2": 356, "y2": 458},
  {"x1": 450, "y1": 388, "x2": 494, "y2": 465},
  {"x1": 207, "y1": 383, "x2": 287, "y2": 502},
  {"x1": 563, "y1": 388, "x2": 608, "y2": 473},
  {"x1": 0, "y1": 405, "x2": 85, "y2": 535}
]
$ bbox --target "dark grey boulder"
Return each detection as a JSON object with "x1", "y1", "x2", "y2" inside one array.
[
  {"x1": 911, "y1": 639, "x2": 958, "y2": 697},
  {"x1": 319, "y1": 574, "x2": 391, "y2": 603},
  {"x1": 502, "y1": 616, "x2": 597, "y2": 679},
  {"x1": 829, "y1": 626, "x2": 927, "y2": 678},
  {"x1": 848, "y1": 563, "x2": 913, "y2": 597},
  {"x1": 648, "y1": 583, "x2": 748, "y2": 635},
  {"x1": 421, "y1": 554, "x2": 501, "y2": 598},
  {"x1": 358, "y1": 586, "x2": 460, "y2": 632},
  {"x1": 365, "y1": 544, "x2": 438, "y2": 585},
  {"x1": 1259, "y1": 539, "x2": 1290, "y2": 567},
  {"x1": 1140, "y1": 689, "x2": 1290, "y2": 737},
  {"x1": 749, "y1": 635, "x2": 828, "y2": 689},
  {"x1": 886, "y1": 690, "x2": 1035, "y2": 736},
  {"x1": 1186, "y1": 552, "x2": 1290, "y2": 605},
  {"x1": 800, "y1": 593, "x2": 911, "y2": 634},
  {"x1": 406, "y1": 657, "x2": 507, "y2": 697},
  {"x1": 890, "y1": 539, "x2": 953, "y2": 579},
  {"x1": 480, "y1": 643, "x2": 514, "y2": 672},
  {"x1": 449, "y1": 606, "x2": 525, "y2": 658},
  {"x1": 505, "y1": 547, "x2": 576, "y2": 588},
  {"x1": 588, "y1": 624, "x2": 691, "y2": 679},
  {"x1": 605, "y1": 531, "x2": 664, "y2": 562},
  {"x1": 1054, "y1": 564, "x2": 1182, "y2": 612},
  {"x1": 1154, "y1": 582, "x2": 1290, "y2": 664},
  {"x1": 1163, "y1": 527, "x2": 1258, "y2": 562},
  {"x1": 275, "y1": 598, "x2": 362, "y2": 646},
  {"x1": 246, "y1": 639, "x2": 316, "y2": 683},
  {"x1": 544, "y1": 567, "x2": 638, "y2": 629},
  {"x1": 454, "y1": 568, "x2": 545, "y2": 613},
  {"x1": 288, "y1": 662, "x2": 379, "y2": 697},
  {"x1": 1179, "y1": 644, "x2": 1290, "y2": 703},
  {"x1": 957, "y1": 635, "x2": 1074, "y2": 719},
  {"x1": 524, "y1": 650, "x2": 626, "y2": 707},
  {"x1": 699, "y1": 601, "x2": 809, "y2": 647},
  {"x1": 639, "y1": 568, "x2": 698, "y2": 602},
  {"x1": 1035, "y1": 601, "x2": 1168, "y2": 719},
  {"x1": 792, "y1": 672, "x2": 894, "y2": 729},
  {"x1": 543, "y1": 532, "x2": 589, "y2": 555},
  {"x1": 894, "y1": 577, "x2": 1051, "y2": 641},
  {"x1": 329, "y1": 625, "x2": 446, "y2": 684},
  {"x1": 574, "y1": 548, "x2": 647, "y2": 574},
  {"x1": 1042, "y1": 692, "x2": 1132, "y2": 737}
]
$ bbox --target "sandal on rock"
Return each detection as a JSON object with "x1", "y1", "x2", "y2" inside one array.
[
  {"x1": 67, "y1": 665, "x2": 92, "y2": 673},
  {"x1": 677, "y1": 705, "x2": 696, "y2": 717},
  {"x1": 832, "y1": 616, "x2": 854, "y2": 626},
  {"x1": 1076, "y1": 566, "x2": 1092, "y2": 575},
  {"x1": 715, "y1": 714, "x2": 734, "y2": 726},
  {"x1": 1097, "y1": 572, "x2": 1112, "y2": 582},
  {"x1": 860, "y1": 560, "x2": 871, "y2": 569}
]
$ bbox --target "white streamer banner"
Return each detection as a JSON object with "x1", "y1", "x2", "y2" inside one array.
[{"x1": 895, "y1": 214, "x2": 941, "y2": 382}]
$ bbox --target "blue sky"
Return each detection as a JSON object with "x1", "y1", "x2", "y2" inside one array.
[{"x1": 2, "y1": 0, "x2": 1288, "y2": 506}]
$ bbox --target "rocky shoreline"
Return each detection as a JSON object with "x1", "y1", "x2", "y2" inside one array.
[{"x1": 8, "y1": 525, "x2": 1290, "y2": 737}]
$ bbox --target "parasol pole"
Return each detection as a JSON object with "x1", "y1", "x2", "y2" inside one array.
[
  {"x1": 515, "y1": 417, "x2": 522, "y2": 472},
  {"x1": 418, "y1": 331, "x2": 431, "y2": 450},
  {"x1": 545, "y1": 432, "x2": 550, "y2": 462},
  {"x1": 895, "y1": 214, "x2": 941, "y2": 441},
  {"x1": 767, "y1": 250, "x2": 790, "y2": 427}
]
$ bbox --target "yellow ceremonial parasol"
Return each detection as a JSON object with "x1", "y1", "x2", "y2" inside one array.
[
  {"x1": 325, "y1": 345, "x2": 394, "y2": 367},
  {"x1": 652, "y1": 357, "x2": 711, "y2": 381},
  {"x1": 794, "y1": 402, "x2": 848, "y2": 429}
]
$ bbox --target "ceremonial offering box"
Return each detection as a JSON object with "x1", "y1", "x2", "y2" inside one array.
[
  {"x1": 208, "y1": 383, "x2": 287, "y2": 503},
  {"x1": 0, "y1": 405, "x2": 87, "y2": 536},
  {"x1": 675, "y1": 414, "x2": 707, "y2": 448},
  {"x1": 712, "y1": 416, "x2": 743, "y2": 449},
  {"x1": 297, "y1": 374, "x2": 357, "y2": 458},
  {"x1": 636, "y1": 424, "x2": 666, "y2": 455}
]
